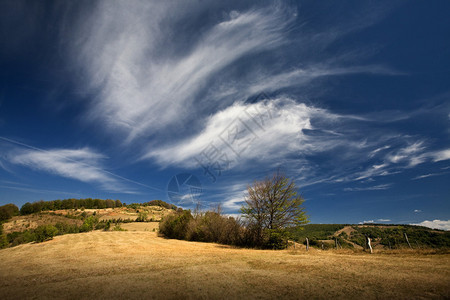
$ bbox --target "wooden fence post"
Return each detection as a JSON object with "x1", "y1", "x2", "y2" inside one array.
[
  {"x1": 306, "y1": 237, "x2": 309, "y2": 251},
  {"x1": 321, "y1": 241, "x2": 324, "y2": 250},
  {"x1": 404, "y1": 233, "x2": 412, "y2": 249}
]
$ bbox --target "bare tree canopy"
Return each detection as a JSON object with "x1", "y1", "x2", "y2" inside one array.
[{"x1": 241, "y1": 172, "x2": 309, "y2": 246}]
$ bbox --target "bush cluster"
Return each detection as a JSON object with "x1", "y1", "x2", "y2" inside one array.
[
  {"x1": 2, "y1": 216, "x2": 116, "y2": 248},
  {"x1": 159, "y1": 209, "x2": 289, "y2": 249},
  {"x1": 6, "y1": 224, "x2": 59, "y2": 246}
]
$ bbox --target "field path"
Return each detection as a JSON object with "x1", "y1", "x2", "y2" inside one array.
[{"x1": 0, "y1": 230, "x2": 449, "y2": 299}]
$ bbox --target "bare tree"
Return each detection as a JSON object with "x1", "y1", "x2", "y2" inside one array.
[{"x1": 241, "y1": 172, "x2": 309, "y2": 246}]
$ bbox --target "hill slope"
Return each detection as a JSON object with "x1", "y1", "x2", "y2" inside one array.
[
  {"x1": 0, "y1": 230, "x2": 448, "y2": 299},
  {"x1": 288, "y1": 224, "x2": 450, "y2": 250}
]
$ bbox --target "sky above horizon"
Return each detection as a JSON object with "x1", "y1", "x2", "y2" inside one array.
[{"x1": 0, "y1": 0, "x2": 449, "y2": 229}]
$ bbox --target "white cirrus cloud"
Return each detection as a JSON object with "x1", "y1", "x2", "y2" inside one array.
[
  {"x1": 144, "y1": 97, "x2": 350, "y2": 168},
  {"x1": 412, "y1": 220, "x2": 450, "y2": 231},
  {"x1": 9, "y1": 148, "x2": 133, "y2": 193},
  {"x1": 432, "y1": 149, "x2": 450, "y2": 162},
  {"x1": 71, "y1": 2, "x2": 296, "y2": 142},
  {"x1": 344, "y1": 184, "x2": 392, "y2": 192}
]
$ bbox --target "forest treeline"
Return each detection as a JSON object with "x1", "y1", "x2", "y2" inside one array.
[
  {"x1": 19, "y1": 199, "x2": 123, "y2": 215},
  {"x1": 0, "y1": 199, "x2": 177, "y2": 219}
]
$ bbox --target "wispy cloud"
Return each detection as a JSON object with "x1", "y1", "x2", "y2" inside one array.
[
  {"x1": 412, "y1": 172, "x2": 449, "y2": 180},
  {"x1": 58, "y1": 1, "x2": 448, "y2": 206},
  {"x1": 432, "y1": 149, "x2": 450, "y2": 162},
  {"x1": 344, "y1": 184, "x2": 392, "y2": 192},
  {"x1": 0, "y1": 184, "x2": 81, "y2": 197},
  {"x1": 71, "y1": 2, "x2": 298, "y2": 142},
  {"x1": 9, "y1": 148, "x2": 134, "y2": 193},
  {"x1": 145, "y1": 97, "x2": 343, "y2": 168}
]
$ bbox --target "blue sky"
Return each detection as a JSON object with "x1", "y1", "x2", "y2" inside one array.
[{"x1": 0, "y1": 1, "x2": 449, "y2": 229}]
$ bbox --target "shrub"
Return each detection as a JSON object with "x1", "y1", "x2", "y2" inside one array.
[
  {"x1": 159, "y1": 210, "x2": 193, "y2": 240},
  {"x1": 94, "y1": 221, "x2": 109, "y2": 230},
  {"x1": 54, "y1": 222, "x2": 79, "y2": 234},
  {"x1": 103, "y1": 220, "x2": 112, "y2": 231},
  {"x1": 160, "y1": 209, "x2": 247, "y2": 247},
  {"x1": 34, "y1": 225, "x2": 58, "y2": 242},
  {"x1": 113, "y1": 224, "x2": 126, "y2": 231},
  {"x1": 264, "y1": 229, "x2": 289, "y2": 249},
  {"x1": 80, "y1": 216, "x2": 98, "y2": 232},
  {"x1": 0, "y1": 234, "x2": 7, "y2": 249},
  {"x1": 8, "y1": 230, "x2": 36, "y2": 246},
  {"x1": 136, "y1": 211, "x2": 148, "y2": 222},
  {"x1": 0, "y1": 224, "x2": 7, "y2": 249}
]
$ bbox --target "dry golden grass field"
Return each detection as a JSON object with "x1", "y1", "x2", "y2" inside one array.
[{"x1": 0, "y1": 229, "x2": 449, "y2": 299}]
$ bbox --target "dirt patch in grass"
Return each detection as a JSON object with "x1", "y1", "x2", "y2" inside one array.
[{"x1": 119, "y1": 222, "x2": 159, "y2": 231}]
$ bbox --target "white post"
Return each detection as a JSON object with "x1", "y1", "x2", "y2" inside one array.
[
  {"x1": 367, "y1": 236, "x2": 373, "y2": 254},
  {"x1": 306, "y1": 237, "x2": 309, "y2": 251}
]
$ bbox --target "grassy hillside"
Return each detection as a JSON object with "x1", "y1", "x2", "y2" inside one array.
[
  {"x1": 287, "y1": 224, "x2": 346, "y2": 240},
  {"x1": 0, "y1": 204, "x2": 175, "y2": 249},
  {"x1": 288, "y1": 224, "x2": 450, "y2": 250},
  {"x1": 0, "y1": 230, "x2": 448, "y2": 299}
]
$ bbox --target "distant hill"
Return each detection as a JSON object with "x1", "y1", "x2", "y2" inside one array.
[
  {"x1": 288, "y1": 224, "x2": 450, "y2": 250},
  {"x1": 0, "y1": 200, "x2": 176, "y2": 249}
]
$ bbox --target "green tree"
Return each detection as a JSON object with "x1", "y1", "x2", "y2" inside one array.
[
  {"x1": 80, "y1": 216, "x2": 98, "y2": 232},
  {"x1": 105, "y1": 199, "x2": 115, "y2": 208},
  {"x1": 241, "y1": 172, "x2": 309, "y2": 248},
  {"x1": 0, "y1": 203, "x2": 19, "y2": 221},
  {"x1": 20, "y1": 202, "x2": 34, "y2": 215},
  {"x1": 34, "y1": 225, "x2": 58, "y2": 242}
]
